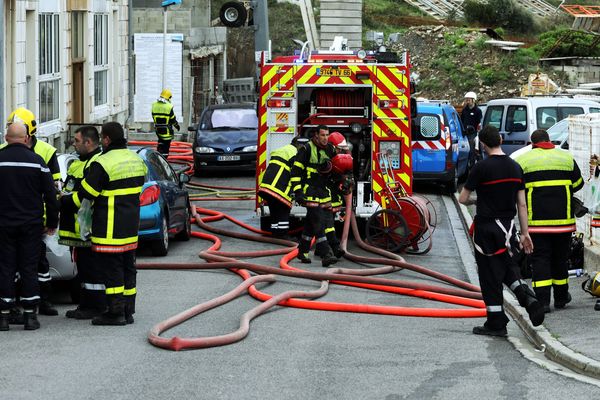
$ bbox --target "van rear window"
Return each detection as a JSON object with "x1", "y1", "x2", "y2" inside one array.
[
  {"x1": 412, "y1": 113, "x2": 440, "y2": 140},
  {"x1": 506, "y1": 105, "x2": 527, "y2": 132},
  {"x1": 483, "y1": 106, "x2": 503, "y2": 129},
  {"x1": 536, "y1": 106, "x2": 584, "y2": 129}
]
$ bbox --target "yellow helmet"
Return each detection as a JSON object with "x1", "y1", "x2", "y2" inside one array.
[
  {"x1": 160, "y1": 89, "x2": 172, "y2": 101},
  {"x1": 582, "y1": 271, "x2": 600, "y2": 297},
  {"x1": 7, "y1": 107, "x2": 37, "y2": 136}
]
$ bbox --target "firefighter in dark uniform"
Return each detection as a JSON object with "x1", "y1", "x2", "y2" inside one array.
[
  {"x1": 0, "y1": 122, "x2": 59, "y2": 331},
  {"x1": 151, "y1": 88, "x2": 180, "y2": 156},
  {"x1": 258, "y1": 136, "x2": 309, "y2": 238},
  {"x1": 459, "y1": 125, "x2": 544, "y2": 336},
  {"x1": 2, "y1": 108, "x2": 61, "y2": 318},
  {"x1": 62, "y1": 122, "x2": 147, "y2": 326},
  {"x1": 461, "y1": 91, "x2": 483, "y2": 166},
  {"x1": 59, "y1": 126, "x2": 104, "y2": 319},
  {"x1": 290, "y1": 125, "x2": 338, "y2": 267},
  {"x1": 515, "y1": 129, "x2": 583, "y2": 313},
  {"x1": 324, "y1": 132, "x2": 354, "y2": 259}
]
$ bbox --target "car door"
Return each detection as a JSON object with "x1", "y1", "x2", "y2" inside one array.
[
  {"x1": 154, "y1": 152, "x2": 188, "y2": 229},
  {"x1": 448, "y1": 108, "x2": 469, "y2": 175},
  {"x1": 411, "y1": 111, "x2": 445, "y2": 173}
]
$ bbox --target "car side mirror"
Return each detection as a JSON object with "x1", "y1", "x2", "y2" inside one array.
[
  {"x1": 188, "y1": 125, "x2": 197, "y2": 132},
  {"x1": 179, "y1": 172, "x2": 190, "y2": 187}
]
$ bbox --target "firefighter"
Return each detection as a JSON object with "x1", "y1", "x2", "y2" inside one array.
[
  {"x1": 62, "y1": 122, "x2": 147, "y2": 326},
  {"x1": 151, "y1": 88, "x2": 180, "y2": 156},
  {"x1": 459, "y1": 125, "x2": 544, "y2": 336},
  {"x1": 0, "y1": 122, "x2": 59, "y2": 331},
  {"x1": 2, "y1": 107, "x2": 61, "y2": 318},
  {"x1": 59, "y1": 126, "x2": 104, "y2": 319},
  {"x1": 290, "y1": 125, "x2": 338, "y2": 267},
  {"x1": 325, "y1": 132, "x2": 354, "y2": 259},
  {"x1": 461, "y1": 91, "x2": 482, "y2": 166},
  {"x1": 515, "y1": 129, "x2": 583, "y2": 313},
  {"x1": 258, "y1": 136, "x2": 309, "y2": 238}
]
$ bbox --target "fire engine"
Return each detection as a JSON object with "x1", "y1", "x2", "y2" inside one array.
[{"x1": 256, "y1": 37, "x2": 418, "y2": 242}]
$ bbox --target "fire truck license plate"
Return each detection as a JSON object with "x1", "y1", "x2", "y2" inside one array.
[
  {"x1": 317, "y1": 68, "x2": 351, "y2": 77},
  {"x1": 217, "y1": 155, "x2": 241, "y2": 161}
]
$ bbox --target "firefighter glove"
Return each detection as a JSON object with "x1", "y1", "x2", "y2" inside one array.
[
  {"x1": 294, "y1": 190, "x2": 306, "y2": 206},
  {"x1": 318, "y1": 160, "x2": 332, "y2": 175},
  {"x1": 340, "y1": 174, "x2": 355, "y2": 195},
  {"x1": 174, "y1": 123, "x2": 181, "y2": 131}
]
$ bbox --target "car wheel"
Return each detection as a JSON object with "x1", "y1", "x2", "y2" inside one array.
[
  {"x1": 175, "y1": 206, "x2": 192, "y2": 241},
  {"x1": 193, "y1": 160, "x2": 203, "y2": 177},
  {"x1": 445, "y1": 167, "x2": 458, "y2": 194},
  {"x1": 151, "y1": 215, "x2": 169, "y2": 256}
]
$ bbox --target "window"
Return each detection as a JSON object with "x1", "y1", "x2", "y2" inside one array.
[
  {"x1": 93, "y1": 14, "x2": 109, "y2": 106},
  {"x1": 506, "y1": 105, "x2": 527, "y2": 132},
  {"x1": 591, "y1": 108, "x2": 600, "y2": 114},
  {"x1": 483, "y1": 106, "x2": 503, "y2": 129},
  {"x1": 202, "y1": 108, "x2": 258, "y2": 130},
  {"x1": 536, "y1": 106, "x2": 584, "y2": 129},
  {"x1": 39, "y1": 13, "x2": 60, "y2": 123},
  {"x1": 72, "y1": 12, "x2": 85, "y2": 60},
  {"x1": 412, "y1": 114, "x2": 440, "y2": 139}
]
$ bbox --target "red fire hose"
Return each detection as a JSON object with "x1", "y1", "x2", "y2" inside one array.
[{"x1": 142, "y1": 192, "x2": 486, "y2": 351}]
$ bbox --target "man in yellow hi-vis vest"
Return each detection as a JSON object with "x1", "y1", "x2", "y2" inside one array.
[{"x1": 151, "y1": 89, "x2": 180, "y2": 156}]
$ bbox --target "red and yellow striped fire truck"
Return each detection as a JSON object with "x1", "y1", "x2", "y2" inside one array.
[{"x1": 255, "y1": 43, "x2": 416, "y2": 228}]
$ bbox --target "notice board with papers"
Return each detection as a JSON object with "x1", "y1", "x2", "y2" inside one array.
[{"x1": 134, "y1": 33, "x2": 184, "y2": 123}]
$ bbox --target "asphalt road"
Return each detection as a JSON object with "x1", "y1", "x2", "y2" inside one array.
[{"x1": 1, "y1": 174, "x2": 597, "y2": 399}]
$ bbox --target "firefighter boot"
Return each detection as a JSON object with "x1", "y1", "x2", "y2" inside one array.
[
  {"x1": 23, "y1": 309, "x2": 40, "y2": 331},
  {"x1": 38, "y1": 282, "x2": 58, "y2": 316},
  {"x1": 512, "y1": 283, "x2": 544, "y2": 327},
  {"x1": 297, "y1": 236, "x2": 312, "y2": 264},
  {"x1": 124, "y1": 294, "x2": 136, "y2": 325},
  {"x1": 0, "y1": 311, "x2": 9, "y2": 331},
  {"x1": 533, "y1": 286, "x2": 552, "y2": 314},
  {"x1": 65, "y1": 307, "x2": 104, "y2": 320},
  {"x1": 326, "y1": 231, "x2": 345, "y2": 259},
  {"x1": 315, "y1": 240, "x2": 337, "y2": 268},
  {"x1": 8, "y1": 308, "x2": 25, "y2": 324},
  {"x1": 472, "y1": 324, "x2": 507, "y2": 337},
  {"x1": 92, "y1": 295, "x2": 126, "y2": 326}
]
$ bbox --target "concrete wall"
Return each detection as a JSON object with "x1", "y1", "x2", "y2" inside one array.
[
  {"x1": 2, "y1": 0, "x2": 130, "y2": 152},
  {"x1": 319, "y1": 0, "x2": 362, "y2": 50}
]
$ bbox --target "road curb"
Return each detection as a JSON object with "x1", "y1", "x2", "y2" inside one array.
[{"x1": 448, "y1": 193, "x2": 600, "y2": 380}]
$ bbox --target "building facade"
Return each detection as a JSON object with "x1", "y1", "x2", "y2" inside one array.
[{"x1": 2, "y1": 0, "x2": 130, "y2": 151}]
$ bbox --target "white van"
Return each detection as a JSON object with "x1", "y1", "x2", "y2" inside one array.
[{"x1": 482, "y1": 97, "x2": 600, "y2": 155}]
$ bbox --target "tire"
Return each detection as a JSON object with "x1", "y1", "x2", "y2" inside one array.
[
  {"x1": 193, "y1": 159, "x2": 203, "y2": 177},
  {"x1": 219, "y1": 2, "x2": 247, "y2": 27},
  {"x1": 365, "y1": 209, "x2": 410, "y2": 253},
  {"x1": 151, "y1": 215, "x2": 169, "y2": 256},
  {"x1": 445, "y1": 167, "x2": 458, "y2": 194},
  {"x1": 175, "y1": 206, "x2": 192, "y2": 241}
]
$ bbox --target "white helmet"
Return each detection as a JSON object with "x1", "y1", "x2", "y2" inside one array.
[{"x1": 465, "y1": 91, "x2": 477, "y2": 101}]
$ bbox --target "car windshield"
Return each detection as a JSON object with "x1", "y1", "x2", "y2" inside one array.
[
  {"x1": 547, "y1": 119, "x2": 569, "y2": 145},
  {"x1": 201, "y1": 108, "x2": 258, "y2": 130}
]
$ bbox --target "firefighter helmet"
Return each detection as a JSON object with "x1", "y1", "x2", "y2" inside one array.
[
  {"x1": 328, "y1": 132, "x2": 349, "y2": 150},
  {"x1": 582, "y1": 271, "x2": 600, "y2": 297},
  {"x1": 160, "y1": 88, "x2": 173, "y2": 101},
  {"x1": 7, "y1": 107, "x2": 37, "y2": 136},
  {"x1": 331, "y1": 153, "x2": 354, "y2": 174},
  {"x1": 464, "y1": 91, "x2": 477, "y2": 101}
]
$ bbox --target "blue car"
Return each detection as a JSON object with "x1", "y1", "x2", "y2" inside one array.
[
  {"x1": 135, "y1": 146, "x2": 192, "y2": 256},
  {"x1": 411, "y1": 101, "x2": 470, "y2": 193},
  {"x1": 193, "y1": 103, "x2": 258, "y2": 175}
]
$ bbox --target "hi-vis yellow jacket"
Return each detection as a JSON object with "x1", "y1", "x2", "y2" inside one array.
[
  {"x1": 58, "y1": 147, "x2": 102, "y2": 247},
  {"x1": 515, "y1": 145, "x2": 583, "y2": 233},
  {"x1": 66, "y1": 144, "x2": 147, "y2": 252}
]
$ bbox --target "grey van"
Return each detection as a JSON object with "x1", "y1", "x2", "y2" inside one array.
[{"x1": 482, "y1": 97, "x2": 600, "y2": 155}]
